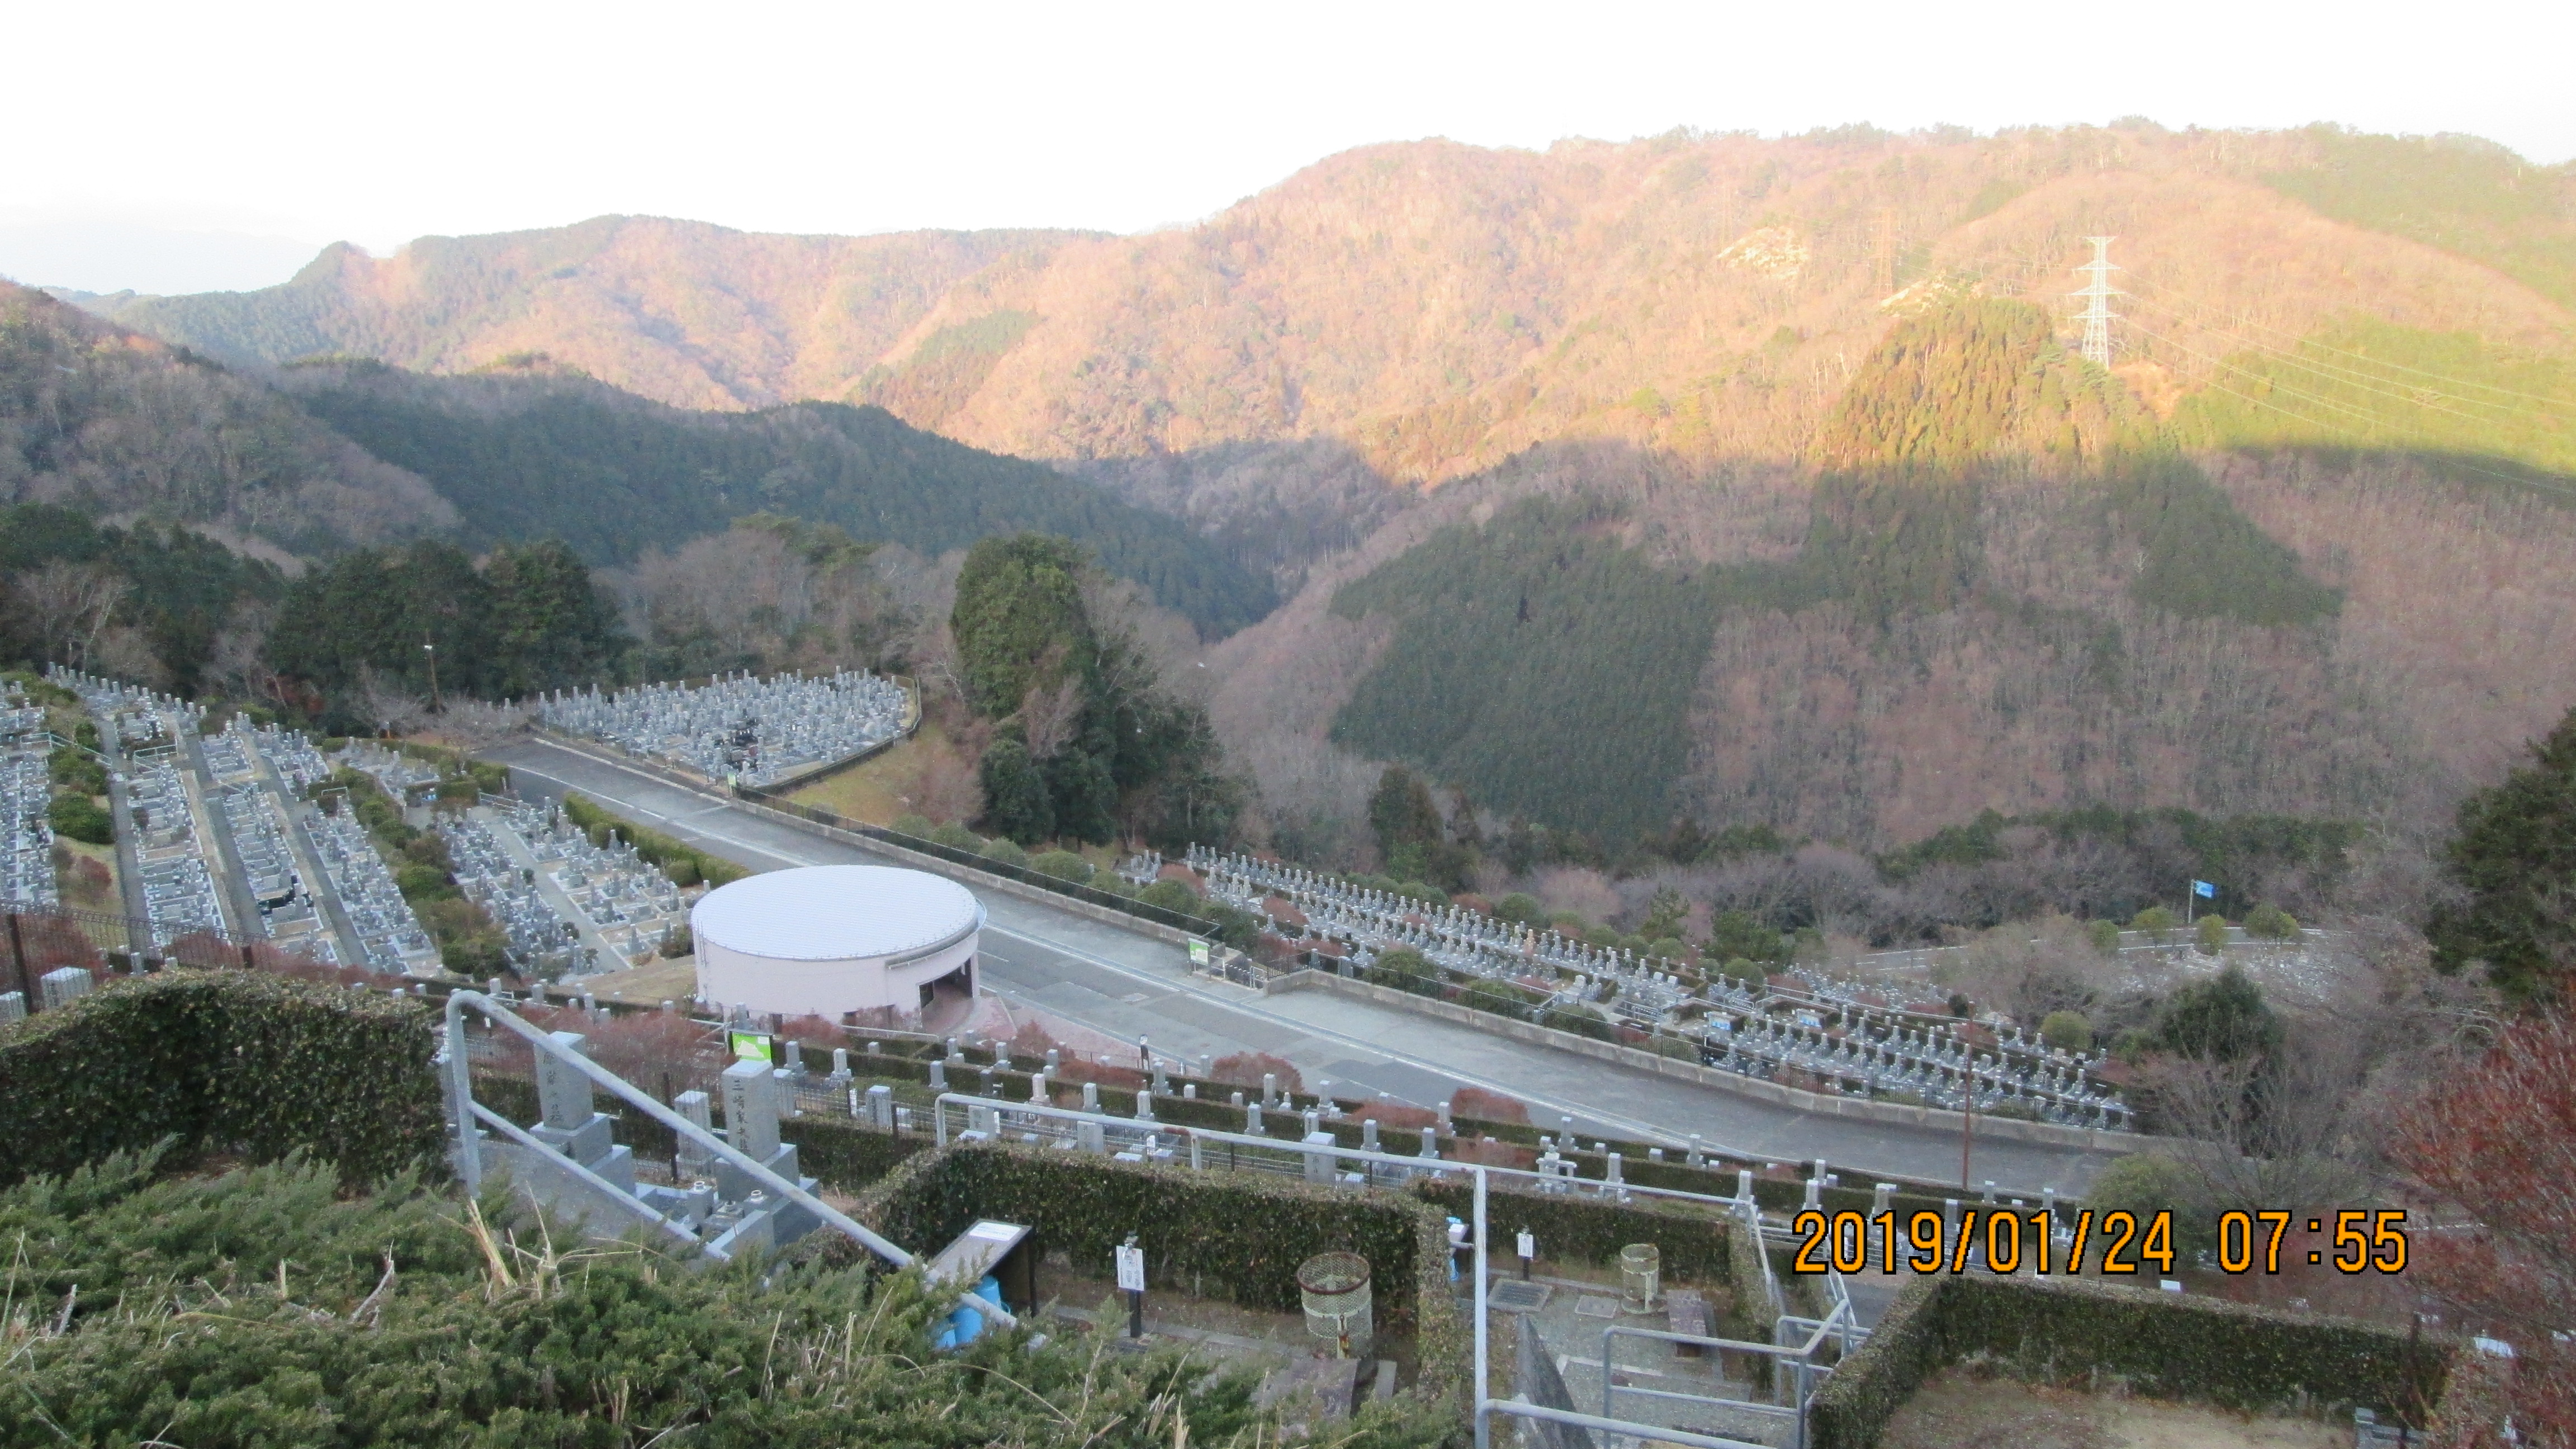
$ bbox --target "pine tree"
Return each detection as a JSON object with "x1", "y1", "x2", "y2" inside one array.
[{"x1": 2428, "y1": 705, "x2": 2576, "y2": 1000}]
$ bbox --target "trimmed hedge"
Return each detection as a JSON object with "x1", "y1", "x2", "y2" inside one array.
[
  {"x1": 1806, "y1": 1274, "x2": 2455, "y2": 1449},
  {"x1": 561, "y1": 791, "x2": 750, "y2": 886},
  {"x1": 1413, "y1": 1178, "x2": 1732, "y2": 1285},
  {"x1": 860, "y1": 1142, "x2": 1471, "y2": 1401},
  {"x1": 0, "y1": 970, "x2": 444, "y2": 1186}
]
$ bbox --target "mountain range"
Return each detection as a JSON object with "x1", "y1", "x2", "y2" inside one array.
[{"x1": 31, "y1": 121, "x2": 2576, "y2": 858}]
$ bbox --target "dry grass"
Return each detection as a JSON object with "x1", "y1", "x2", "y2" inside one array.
[
  {"x1": 784, "y1": 721, "x2": 949, "y2": 826},
  {"x1": 1878, "y1": 1369, "x2": 2347, "y2": 1449}
]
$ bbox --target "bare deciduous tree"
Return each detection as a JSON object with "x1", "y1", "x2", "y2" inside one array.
[
  {"x1": 2393, "y1": 1012, "x2": 2576, "y2": 1443},
  {"x1": 12, "y1": 560, "x2": 126, "y2": 666},
  {"x1": 1017, "y1": 673, "x2": 1085, "y2": 761},
  {"x1": 356, "y1": 665, "x2": 429, "y2": 737}
]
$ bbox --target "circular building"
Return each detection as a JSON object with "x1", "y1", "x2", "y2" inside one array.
[{"x1": 692, "y1": 865, "x2": 984, "y2": 1020}]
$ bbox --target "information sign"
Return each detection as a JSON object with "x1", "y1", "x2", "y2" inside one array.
[{"x1": 1115, "y1": 1244, "x2": 1147, "y2": 1292}]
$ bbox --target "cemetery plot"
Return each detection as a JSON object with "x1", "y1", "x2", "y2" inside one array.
[
  {"x1": 336, "y1": 739, "x2": 441, "y2": 797},
  {"x1": 0, "y1": 733, "x2": 56, "y2": 908},
  {"x1": 303, "y1": 806, "x2": 438, "y2": 974},
  {"x1": 1188, "y1": 847, "x2": 2133, "y2": 1131},
  {"x1": 539, "y1": 669, "x2": 910, "y2": 787},
  {"x1": 455, "y1": 799, "x2": 692, "y2": 978},
  {"x1": 126, "y1": 757, "x2": 233, "y2": 946}
]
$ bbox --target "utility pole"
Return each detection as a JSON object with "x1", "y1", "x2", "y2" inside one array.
[
  {"x1": 423, "y1": 641, "x2": 441, "y2": 714},
  {"x1": 2071, "y1": 236, "x2": 2121, "y2": 368}
]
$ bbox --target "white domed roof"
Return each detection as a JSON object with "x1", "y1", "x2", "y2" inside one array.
[{"x1": 690, "y1": 865, "x2": 982, "y2": 962}]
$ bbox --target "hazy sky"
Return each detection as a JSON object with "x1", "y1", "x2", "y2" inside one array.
[{"x1": 6, "y1": 0, "x2": 2568, "y2": 295}]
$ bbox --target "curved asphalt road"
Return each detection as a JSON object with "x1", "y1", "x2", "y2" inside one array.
[{"x1": 486, "y1": 737, "x2": 2115, "y2": 1196}]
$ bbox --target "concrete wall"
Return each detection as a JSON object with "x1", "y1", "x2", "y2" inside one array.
[
  {"x1": 697, "y1": 930, "x2": 977, "y2": 1019},
  {"x1": 1265, "y1": 969, "x2": 2159, "y2": 1156}
]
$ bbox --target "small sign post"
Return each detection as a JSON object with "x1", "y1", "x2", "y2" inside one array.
[
  {"x1": 1115, "y1": 1237, "x2": 1146, "y2": 1338},
  {"x1": 1517, "y1": 1229, "x2": 1536, "y2": 1281}
]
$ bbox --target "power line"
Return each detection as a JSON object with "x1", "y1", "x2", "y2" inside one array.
[
  {"x1": 1967, "y1": 253, "x2": 2576, "y2": 423},
  {"x1": 2122, "y1": 273, "x2": 2576, "y2": 419},
  {"x1": 2120, "y1": 291, "x2": 2550, "y2": 434},
  {"x1": 2120, "y1": 316, "x2": 2576, "y2": 501}
]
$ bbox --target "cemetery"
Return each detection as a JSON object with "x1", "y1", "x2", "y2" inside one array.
[
  {"x1": 537, "y1": 667, "x2": 912, "y2": 788},
  {"x1": 1188, "y1": 849, "x2": 2135, "y2": 1133},
  {"x1": 0, "y1": 964, "x2": 2480, "y2": 1447},
  {"x1": 441, "y1": 797, "x2": 694, "y2": 978},
  {"x1": 0, "y1": 709, "x2": 56, "y2": 908}
]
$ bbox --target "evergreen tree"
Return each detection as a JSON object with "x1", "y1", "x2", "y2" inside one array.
[
  {"x1": 2154, "y1": 966, "x2": 2281, "y2": 1063},
  {"x1": 1367, "y1": 766, "x2": 1443, "y2": 866},
  {"x1": 2428, "y1": 705, "x2": 2576, "y2": 1000},
  {"x1": 484, "y1": 539, "x2": 626, "y2": 695},
  {"x1": 951, "y1": 534, "x2": 1094, "y2": 717},
  {"x1": 978, "y1": 740, "x2": 1054, "y2": 846},
  {"x1": 1044, "y1": 747, "x2": 1119, "y2": 845}
]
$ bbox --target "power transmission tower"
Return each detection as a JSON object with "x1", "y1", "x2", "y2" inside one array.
[{"x1": 2070, "y1": 236, "x2": 2121, "y2": 367}]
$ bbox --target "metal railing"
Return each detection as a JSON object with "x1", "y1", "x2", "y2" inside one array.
[
  {"x1": 441, "y1": 990, "x2": 1015, "y2": 1328},
  {"x1": 925, "y1": 1091, "x2": 1877, "y2": 1449}
]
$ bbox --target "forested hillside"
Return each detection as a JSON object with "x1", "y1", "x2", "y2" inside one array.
[
  {"x1": 31, "y1": 124, "x2": 2576, "y2": 873},
  {"x1": 73, "y1": 217, "x2": 1090, "y2": 410},
  {"x1": 275, "y1": 361, "x2": 1275, "y2": 636},
  {"x1": 1, "y1": 282, "x2": 454, "y2": 553}
]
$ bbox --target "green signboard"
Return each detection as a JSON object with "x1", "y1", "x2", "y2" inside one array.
[
  {"x1": 1188, "y1": 939, "x2": 1211, "y2": 966},
  {"x1": 729, "y1": 1031, "x2": 774, "y2": 1063}
]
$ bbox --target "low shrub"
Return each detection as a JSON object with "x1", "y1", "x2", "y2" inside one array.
[
  {"x1": 2039, "y1": 1010, "x2": 2092, "y2": 1052},
  {"x1": 2244, "y1": 903, "x2": 2300, "y2": 939},
  {"x1": 1030, "y1": 849, "x2": 1093, "y2": 884},
  {"x1": 47, "y1": 793, "x2": 111, "y2": 845},
  {"x1": 0, "y1": 969, "x2": 443, "y2": 1187},
  {"x1": 1451, "y1": 1085, "x2": 1528, "y2": 1124},
  {"x1": 559, "y1": 792, "x2": 747, "y2": 886},
  {"x1": 0, "y1": 1153, "x2": 1395, "y2": 1449},
  {"x1": 1208, "y1": 1050, "x2": 1303, "y2": 1094}
]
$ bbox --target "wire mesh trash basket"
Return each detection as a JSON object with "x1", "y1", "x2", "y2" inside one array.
[
  {"x1": 1298, "y1": 1251, "x2": 1373, "y2": 1358},
  {"x1": 1620, "y1": 1243, "x2": 1661, "y2": 1313}
]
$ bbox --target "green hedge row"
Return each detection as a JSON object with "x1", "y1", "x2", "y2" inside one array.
[
  {"x1": 1412, "y1": 1178, "x2": 1733, "y2": 1285},
  {"x1": 1806, "y1": 1275, "x2": 2454, "y2": 1449},
  {"x1": 0, "y1": 970, "x2": 445, "y2": 1186},
  {"x1": 860, "y1": 1142, "x2": 1471, "y2": 1400},
  {"x1": 560, "y1": 791, "x2": 750, "y2": 886}
]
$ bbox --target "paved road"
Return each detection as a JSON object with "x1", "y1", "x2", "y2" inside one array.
[{"x1": 487, "y1": 737, "x2": 2114, "y2": 1196}]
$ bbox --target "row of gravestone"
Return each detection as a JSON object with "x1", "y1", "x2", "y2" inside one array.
[{"x1": 537, "y1": 669, "x2": 907, "y2": 788}]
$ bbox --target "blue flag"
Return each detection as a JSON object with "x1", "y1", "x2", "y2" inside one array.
[{"x1": 2192, "y1": 880, "x2": 2217, "y2": 899}]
